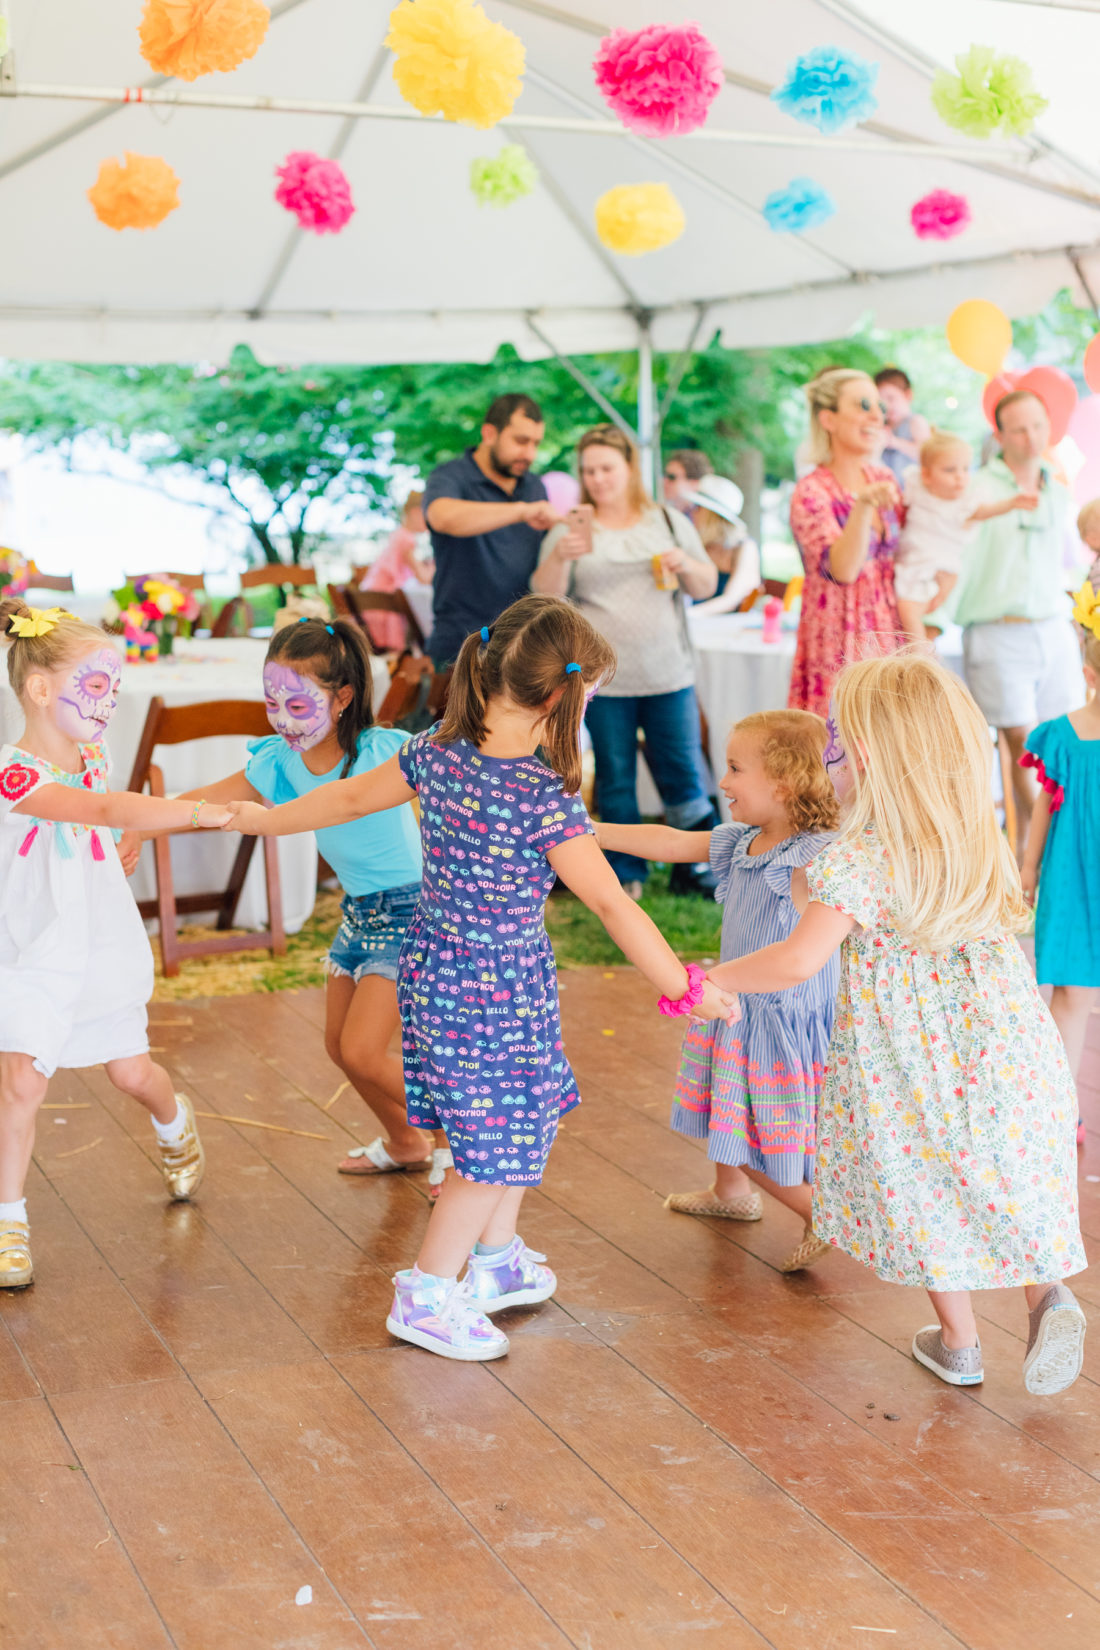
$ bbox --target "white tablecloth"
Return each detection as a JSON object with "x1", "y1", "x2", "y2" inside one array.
[
  {"x1": 0, "y1": 637, "x2": 392, "y2": 934},
  {"x1": 401, "y1": 579, "x2": 434, "y2": 642}
]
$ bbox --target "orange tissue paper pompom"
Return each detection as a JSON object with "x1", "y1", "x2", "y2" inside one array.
[
  {"x1": 139, "y1": 0, "x2": 270, "y2": 82},
  {"x1": 88, "y1": 153, "x2": 181, "y2": 231},
  {"x1": 385, "y1": 0, "x2": 525, "y2": 129}
]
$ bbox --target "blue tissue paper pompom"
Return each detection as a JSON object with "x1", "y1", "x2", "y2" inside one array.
[
  {"x1": 762, "y1": 176, "x2": 836, "y2": 234},
  {"x1": 771, "y1": 45, "x2": 879, "y2": 134}
]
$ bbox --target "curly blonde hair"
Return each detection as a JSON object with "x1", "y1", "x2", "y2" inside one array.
[{"x1": 735, "y1": 709, "x2": 839, "y2": 834}]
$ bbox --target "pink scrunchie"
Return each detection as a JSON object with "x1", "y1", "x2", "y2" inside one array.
[{"x1": 658, "y1": 962, "x2": 706, "y2": 1017}]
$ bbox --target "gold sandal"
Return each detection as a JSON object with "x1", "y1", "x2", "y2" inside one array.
[
  {"x1": 0, "y1": 1220, "x2": 33, "y2": 1289},
  {"x1": 664, "y1": 1188, "x2": 763, "y2": 1221}
]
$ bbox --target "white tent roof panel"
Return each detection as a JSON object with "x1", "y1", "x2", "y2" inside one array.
[{"x1": 3, "y1": 0, "x2": 1100, "y2": 363}]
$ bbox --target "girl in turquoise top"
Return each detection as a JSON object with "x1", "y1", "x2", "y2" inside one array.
[
  {"x1": 1021, "y1": 585, "x2": 1100, "y2": 1143},
  {"x1": 179, "y1": 617, "x2": 432, "y2": 1181}
]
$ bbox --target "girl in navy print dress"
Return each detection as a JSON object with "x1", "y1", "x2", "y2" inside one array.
[{"x1": 226, "y1": 595, "x2": 737, "y2": 1362}]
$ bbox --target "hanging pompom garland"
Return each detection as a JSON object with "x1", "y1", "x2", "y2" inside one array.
[
  {"x1": 138, "y1": 0, "x2": 270, "y2": 82},
  {"x1": 275, "y1": 153, "x2": 355, "y2": 233},
  {"x1": 385, "y1": 0, "x2": 525, "y2": 129},
  {"x1": 762, "y1": 177, "x2": 835, "y2": 234},
  {"x1": 770, "y1": 45, "x2": 879, "y2": 134},
  {"x1": 595, "y1": 183, "x2": 685, "y2": 256},
  {"x1": 910, "y1": 188, "x2": 971, "y2": 241},
  {"x1": 88, "y1": 153, "x2": 181, "y2": 230},
  {"x1": 470, "y1": 145, "x2": 538, "y2": 207},
  {"x1": 592, "y1": 23, "x2": 723, "y2": 138},
  {"x1": 930, "y1": 45, "x2": 1048, "y2": 138}
]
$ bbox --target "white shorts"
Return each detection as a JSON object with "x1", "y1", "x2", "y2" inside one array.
[
  {"x1": 962, "y1": 617, "x2": 1085, "y2": 729},
  {"x1": 894, "y1": 564, "x2": 942, "y2": 605}
]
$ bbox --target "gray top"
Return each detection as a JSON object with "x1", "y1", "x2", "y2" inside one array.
[{"x1": 539, "y1": 505, "x2": 709, "y2": 697}]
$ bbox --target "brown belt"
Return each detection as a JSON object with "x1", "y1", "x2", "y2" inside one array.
[{"x1": 990, "y1": 615, "x2": 1034, "y2": 625}]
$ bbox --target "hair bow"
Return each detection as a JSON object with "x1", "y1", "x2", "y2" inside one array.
[
  {"x1": 8, "y1": 606, "x2": 64, "y2": 639},
  {"x1": 1072, "y1": 579, "x2": 1100, "y2": 638}
]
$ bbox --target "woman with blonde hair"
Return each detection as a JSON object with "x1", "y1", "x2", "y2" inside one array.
[
  {"x1": 788, "y1": 368, "x2": 903, "y2": 715},
  {"x1": 533, "y1": 423, "x2": 719, "y2": 898},
  {"x1": 709, "y1": 653, "x2": 1087, "y2": 1396}
]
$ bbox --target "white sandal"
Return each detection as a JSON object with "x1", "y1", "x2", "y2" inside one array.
[{"x1": 337, "y1": 1137, "x2": 431, "y2": 1176}]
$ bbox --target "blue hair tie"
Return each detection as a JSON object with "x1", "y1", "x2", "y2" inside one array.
[
  {"x1": 325, "y1": 624, "x2": 335, "y2": 635},
  {"x1": 480, "y1": 626, "x2": 490, "y2": 644},
  {"x1": 565, "y1": 662, "x2": 581, "y2": 675},
  {"x1": 298, "y1": 615, "x2": 310, "y2": 623}
]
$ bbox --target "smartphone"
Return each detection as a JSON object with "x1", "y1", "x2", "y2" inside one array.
[{"x1": 566, "y1": 505, "x2": 594, "y2": 554}]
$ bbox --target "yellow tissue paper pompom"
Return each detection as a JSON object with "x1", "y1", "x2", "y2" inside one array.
[
  {"x1": 139, "y1": 0, "x2": 270, "y2": 82},
  {"x1": 386, "y1": 0, "x2": 525, "y2": 129},
  {"x1": 595, "y1": 183, "x2": 685, "y2": 256},
  {"x1": 88, "y1": 153, "x2": 181, "y2": 231}
]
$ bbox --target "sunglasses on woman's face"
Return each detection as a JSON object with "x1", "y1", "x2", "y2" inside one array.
[{"x1": 854, "y1": 396, "x2": 888, "y2": 416}]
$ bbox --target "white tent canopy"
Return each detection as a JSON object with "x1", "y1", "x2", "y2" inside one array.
[{"x1": 3, "y1": 0, "x2": 1100, "y2": 372}]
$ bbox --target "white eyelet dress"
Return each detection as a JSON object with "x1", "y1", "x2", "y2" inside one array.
[{"x1": 0, "y1": 744, "x2": 153, "y2": 1079}]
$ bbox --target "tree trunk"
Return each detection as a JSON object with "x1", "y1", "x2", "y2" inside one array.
[{"x1": 734, "y1": 446, "x2": 764, "y2": 546}]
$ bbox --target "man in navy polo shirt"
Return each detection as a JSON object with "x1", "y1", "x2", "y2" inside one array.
[{"x1": 423, "y1": 393, "x2": 562, "y2": 666}]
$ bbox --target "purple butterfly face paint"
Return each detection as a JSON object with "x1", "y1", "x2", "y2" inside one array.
[
  {"x1": 823, "y1": 701, "x2": 854, "y2": 804},
  {"x1": 55, "y1": 646, "x2": 121, "y2": 745},
  {"x1": 263, "y1": 662, "x2": 333, "y2": 753}
]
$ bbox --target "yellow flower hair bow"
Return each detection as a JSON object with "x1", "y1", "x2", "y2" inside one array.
[
  {"x1": 1072, "y1": 579, "x2": 1100, "y2": 638},
  {"x1": 7, "y1": 606, "x2": 64, "y2": 639}
]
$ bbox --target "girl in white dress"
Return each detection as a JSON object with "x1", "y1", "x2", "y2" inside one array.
[{"x1": 0, "y1": 600, "x2": 230, "y2": 1290}]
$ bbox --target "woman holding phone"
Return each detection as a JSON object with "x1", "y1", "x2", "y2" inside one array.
[{"x1": 532, "y1": 424, "x2": 718, "y2": 899}]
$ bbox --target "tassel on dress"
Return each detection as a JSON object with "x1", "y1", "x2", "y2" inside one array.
[
  {"x1": 90, "y1": 829, "x2": 106, "y2": 862},
  {"x1": 17, "y1": 825, "x2": 38, "y2": 858}
]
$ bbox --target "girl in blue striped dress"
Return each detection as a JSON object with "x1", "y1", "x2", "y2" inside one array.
[{"x1": 597, "y1": 710, "x2": 839, "y2": 1272}]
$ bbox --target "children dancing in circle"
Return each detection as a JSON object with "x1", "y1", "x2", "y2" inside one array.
[
  {"x1": 708, "y1": 653, "x2": 1087, "y2": 1396},
  {"x1": 0, "y1": 600, "x2": 229, "y2": 1291},
  {"x1": 597, "y1": 709, "x2": 839, "y2": 1272},
  {"x1": 226, "y1": 595, "x2": 736, "y2": 1360}
]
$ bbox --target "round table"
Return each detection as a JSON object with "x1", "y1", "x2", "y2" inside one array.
[{"x1": 0, "y1": 637, "x2": 392, "y2": 934}]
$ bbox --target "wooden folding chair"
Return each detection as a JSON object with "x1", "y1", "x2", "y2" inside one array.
[
  {"x1": 26, "y1": 571, "x2": 75, "y2": 592},
  {"x1": 127, "y1": 697, "x2": 286, "y2": 977},
  {"x1": 326, "y1": 582, "x2": 356, "y2": 621},
  {"x1": 344, "y1": 585, "x2": 427, "y2": 653},
  {"x1": 377, "y1": 654, "x2": 435, "y2": 724}
]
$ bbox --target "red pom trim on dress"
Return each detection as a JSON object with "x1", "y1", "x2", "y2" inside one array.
[{"x1": 1019, "y1": 750, "x2": 1064, "y2": 812}]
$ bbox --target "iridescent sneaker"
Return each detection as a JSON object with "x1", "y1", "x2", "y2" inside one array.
[
  {"x1": 1024, "y1": 1284, "x2": 1087, "y2": 1396},
  {"x1": 464, "y1": 1236, "x2": 557, "y2": 1314},
  {"x1": 386, "y1": 1269, "x2": 509, "y2": 1361}
]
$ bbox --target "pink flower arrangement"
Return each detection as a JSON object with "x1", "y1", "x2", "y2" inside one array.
[
  {"x1": 910, "y1": 188, "x2": 971, "y2": 241},
  {"x1": 593, "y1": 22, "x2": 723, "y2": 137},
  {"x1": 275, "y1": 152, "x2": 355, "y2": 234}
]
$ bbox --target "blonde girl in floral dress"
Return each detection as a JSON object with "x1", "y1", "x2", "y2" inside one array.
[{"x1": 708, "y1": 653, "x2": 1087, "y2": 1397}]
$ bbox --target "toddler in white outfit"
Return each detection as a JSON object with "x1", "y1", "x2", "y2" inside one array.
[{"x1": 895, "y1": 432, "x2": 1038, "y2": 643}]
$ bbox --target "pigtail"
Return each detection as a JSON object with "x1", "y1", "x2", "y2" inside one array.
[
  {"x1": 540, "y1": 666, "x2": 585, "y2": 795},
  {"x1": 436, "y1": 628, "x2": 491, "y2": 751}
]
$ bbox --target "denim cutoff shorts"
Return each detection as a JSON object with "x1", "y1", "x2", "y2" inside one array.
[{"x1": 327, "y1": 883, "x2": 421, "y2": 984}]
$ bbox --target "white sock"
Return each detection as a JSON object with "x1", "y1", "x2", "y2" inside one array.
[
  {"x1": 152, "y1": 1099, "x2": 189, "y2": 1146},
  {"x1": 0, "y1": 1198, "x2": 28, "y2": 1224}
]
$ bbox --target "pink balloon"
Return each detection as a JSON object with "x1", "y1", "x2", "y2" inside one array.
[
  {"x1": 982, "y1": 365, "x2": 1078, "y2": 445},
  {"x1": 1084, "y1": 333, "x2": 1100, "y2": 395},
  {"x1": 1069, "y1": 393, "x2": 1100, "y2": 451},
  {"x1": 1073, "y1": 457, "x2": 1100, "y2": 506},
  {"x1": 542, "y1": 470, "x2": 580, "y2": 514}
]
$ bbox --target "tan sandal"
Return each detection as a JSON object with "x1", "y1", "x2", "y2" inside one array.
[
  {"x1": 664, "y1": 1188, "x2": 763, "y2": 1221},
  {"x1": 780, "y1": 1223, "x2": 832, "y2": 1273},
  {"x1": 338, "y1": 1138, "x2": 431, "y2": 1176}
]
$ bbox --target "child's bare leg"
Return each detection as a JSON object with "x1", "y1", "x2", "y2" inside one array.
[
  {"x1": 740, "y1": 1167, "x2": 813, "y2": 1225},
  {"x1": 104, "y1": 1053, "x2": 177, "y2": 1123},
  {"x1": 325, "y1": 974, "x2": 431, "y2": 1165},
  {"x1": 478, "y1": 1186, "x2": 526, "y2": 1248},
  {"x1": 0, "y1": 1052, "x2": 48, "y2": 1203},
  {"x1": 896, "y1": 596, "x2": 929, "y2": 646},
  {"x1": 417, "y1": 1177, "x2": 509, "y2": 1278},
  {"x1": 1049, "y1": 986, "x2": 1097, "y2": 1086},
  {"x1": 713, "y1": 1162, "x2": 754, "y2": 1200},
  {"x1": 932, "y1": 570, "x2": 957, "y2": 609},
  {"x1": 927, "y1": 1288, "x2": 979, "y2": 1349}
]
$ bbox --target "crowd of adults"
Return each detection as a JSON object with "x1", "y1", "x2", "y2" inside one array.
[{"x1": 373, "y1": 371, "x2": 1091, "y2": 890}]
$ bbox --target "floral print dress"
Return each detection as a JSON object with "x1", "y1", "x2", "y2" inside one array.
[
  {"x1": 809, "y1": 826, "x2": 1084, "y2": 1290},
  {"x1": 789, "y1": 464, "x2": 903, "y2": 717}
]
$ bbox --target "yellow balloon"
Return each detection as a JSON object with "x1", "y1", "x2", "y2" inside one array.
[{"x1": 945, "y1": 299, "x2": 1013, "y2": 376}]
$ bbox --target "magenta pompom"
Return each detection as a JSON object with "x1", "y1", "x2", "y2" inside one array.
[
  {"x1": 275, "y1": 152, "x2": 355, "y2": 234},
  {"x1": 593, "y1": 22, "x2": 723, "y2": 137},
  {"x1": 910, "y1": 188, "x2": 971, "y2": 241}
]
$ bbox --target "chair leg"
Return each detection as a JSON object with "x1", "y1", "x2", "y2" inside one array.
[
  {"x1": 152, "y1": 834, "x2": 181, "y2": 977},
  {"x1": 263, "y1": 837, "x2": 287, "y2": 957},
  {"x1": 217, "y1": 836, "x2": 258, "y2": 930}
]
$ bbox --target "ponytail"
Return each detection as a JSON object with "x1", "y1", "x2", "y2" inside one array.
[
  {"x1": 1, "y1": 598, "x2": 111, "y2": 698},
  {"x1": 437, "y1": 627, "x2": 491, "y2": 753},
  {"x1": 265, "y1": 615, "x2": 375, "y2": 776}
]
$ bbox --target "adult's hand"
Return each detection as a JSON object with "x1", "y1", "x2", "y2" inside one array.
[
  {"x1": 855, "y1": 481, "x2": 897, "y2": 513},
  {"x1": 521, "y1": 500, "x2": 562, "y2": 532},
  {"x1": 658, "y1": 546, "x2": 686, "y2": 578}
]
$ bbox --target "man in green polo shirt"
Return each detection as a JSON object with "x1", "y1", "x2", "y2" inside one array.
[{"x1": 955, "y1": 390, "x2": 1086, "y2": 856}]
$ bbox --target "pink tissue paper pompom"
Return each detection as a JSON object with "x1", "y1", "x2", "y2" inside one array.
[
  {"x1": 275, "y1": 152, "x2": 355, "y2": 233},
  {"x1": 910, "y1": 188, "x2": 971, "y2": 241},
  {"x1": 593, "y1": 22, "x2": 723, "y2": 137}
]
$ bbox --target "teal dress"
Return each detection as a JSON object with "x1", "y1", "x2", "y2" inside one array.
[{"x1": 1024, "y1": 716, "x2": 1100, "y2": 987}]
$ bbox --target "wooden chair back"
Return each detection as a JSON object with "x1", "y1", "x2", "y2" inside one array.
[
  {"x1": 127, "y1": 697, "x2": 286, "y2": 978},
  {"x1": 377, "y1": 654, "x2": 434, "y2": 725},
  {"x1": 239, "y1": 563, "x2": 317, "y2": 591},
  {"x1": 126, "y1": 571, "x2": 206, "y2": 592},
  {"x1": 326, "y1": 582, "x2": 356, "y2": 620},
  {"x1": 343, "y1": 585, "x2": 426, "y2": 653},
  {"x1": 27, "y1": 571, "x2": 75, "y2": 592}
]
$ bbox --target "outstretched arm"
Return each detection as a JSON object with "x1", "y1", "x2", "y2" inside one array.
[
  {"x1": 13, "y1": 785, "x2": 230, "y2": 833},
  {"x1": 709, "y1": 900, "x2": 853, "y2": 994},
  {"x1": 594, "y1": 821, "x2": 713, "y2": 864},
  {"x1": 547, "y1": 834, "x2": 736, "y2": 1022},
  {"x1": 225, "y1": 753, "x2": 413, "y2": 836},
  {"x1": 137, "y1": 770, "x2": 266, "y2": 840}
]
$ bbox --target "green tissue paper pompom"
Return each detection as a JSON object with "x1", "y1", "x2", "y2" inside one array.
[
  {"x1": 470, "y1": 144, "x2": 538, "y2": 208},
  {"x1": 931, "y1": 44, "x2": 1048, "y2": 139}
]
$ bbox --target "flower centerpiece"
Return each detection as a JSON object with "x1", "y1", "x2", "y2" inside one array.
[
  {"x1": 0, "y1": 546, "x2": 38, "y2": 596},
  {"x1": 108, "y1": 574, "x2": 201, "y2": 660}
]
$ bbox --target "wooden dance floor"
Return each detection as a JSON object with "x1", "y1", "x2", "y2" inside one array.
[{"x1": 2, "y1": 970, "x2": 1098, "y2": 1650}]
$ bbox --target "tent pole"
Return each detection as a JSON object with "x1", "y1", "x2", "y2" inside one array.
[
  {"x1": 636, "y1": 314, "x2": 658, "y2": 498},
  {"x1": 658, "y1": 303, "x2": 710, "y2": 425},
  {"x1": 525, "y1": 316, "x2": 637, "y2": 441}
]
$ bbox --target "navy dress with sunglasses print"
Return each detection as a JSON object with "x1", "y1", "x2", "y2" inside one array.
[{"x1": 397, "y1": 729, "x2": 591, "y2": 1185}]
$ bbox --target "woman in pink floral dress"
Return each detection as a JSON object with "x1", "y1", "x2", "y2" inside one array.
[{"x1": 789, "y1": 369, "x2": 903, "y2": 716}]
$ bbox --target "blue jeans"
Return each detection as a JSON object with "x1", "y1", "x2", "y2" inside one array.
[{"x1": 586, "y1": 686, "x2": 713, "y2": 884}]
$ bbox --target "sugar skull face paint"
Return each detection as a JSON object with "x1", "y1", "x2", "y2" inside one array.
[
  {"x1": 823, "y1": 702, "x2": 854, "y2": 803},
  {"x1": 55, "y1": 646, "x2": 121, "y2": 745},
  {"x1": 263, "y1": 662, "x2": 333, "y2": 752}
]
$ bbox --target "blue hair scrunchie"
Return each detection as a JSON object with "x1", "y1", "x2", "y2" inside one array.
[
  {"x1": 565, "y1": 662, "x2": 581, "y2": 675},
  {"x1": 480, "y1": 626, "x2": 490, "y2": 644},
  {"x1": 325, "y1": 624, "x2": 335, "y2": 635}
]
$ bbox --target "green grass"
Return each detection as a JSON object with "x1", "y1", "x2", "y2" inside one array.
[{"x1": 546, "y1": 864, "x2": 722, "y2": 968}]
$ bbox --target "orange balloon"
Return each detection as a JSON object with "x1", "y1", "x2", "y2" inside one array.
[
  {"x1": 1084, "y1": 333, "x2": 1100, "y2": 395},
  {"x1": 946, "y1": 299, "x2": 1012, "y2": 376}
]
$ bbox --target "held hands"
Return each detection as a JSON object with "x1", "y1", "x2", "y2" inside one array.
[
  {"x1": 194, "y1": 802, "x2": 233, "y2": 829},
  {"x1": 695, "y1": 980, "x2": 741, "y2": 1025},
  {"x1": 521, "y1": 500, "x2": 562, "y2": 533},
  {"x1": 219, "y1": 800, "x2": 270, "y2": 835},
  {"x1": 117, "y1": 830, "x2": 141, "y2": 877}
]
